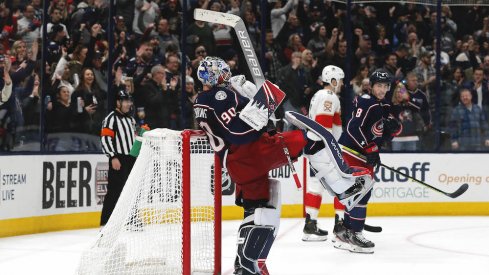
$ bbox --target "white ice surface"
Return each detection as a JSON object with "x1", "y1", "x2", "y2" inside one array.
[{"x1": 1, "y1": 217, "x2": 488, "y2": 275}]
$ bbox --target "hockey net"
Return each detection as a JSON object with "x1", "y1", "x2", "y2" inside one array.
[{"x1": 77, "y1": 129, "x2": 221, "y2": 275}]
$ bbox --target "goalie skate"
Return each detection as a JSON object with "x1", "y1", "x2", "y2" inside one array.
[{"x1": 285, "y1": 111, "x2": 374, "y2": 210}]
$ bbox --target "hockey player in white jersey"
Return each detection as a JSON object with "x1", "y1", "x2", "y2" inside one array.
[{"x1": 302, "y1": 65, "x2": 345, "y2": 241}]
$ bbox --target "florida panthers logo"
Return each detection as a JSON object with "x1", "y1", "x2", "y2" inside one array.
[{"x1": 371, "y1": 120, "x2": 383, "y2": 137}]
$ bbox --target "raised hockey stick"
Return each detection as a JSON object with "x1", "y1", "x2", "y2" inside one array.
[
  {"x1": 193, "y1": 9, "x2": 265, "y2": 87},
  {"x1": 379, "y1": 164, "x2": 469, "y2": 199},
  {"x1": 194, "y1": 9, "x2": 302, "y2": 190}
]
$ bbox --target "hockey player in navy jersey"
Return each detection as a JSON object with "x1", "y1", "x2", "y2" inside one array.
[
  {"x1": 194, "y1": 56, "x2": 373, "y2": 274},
  {"x1": 334, "y1": 68, "x2": 402, "y2": 253}
]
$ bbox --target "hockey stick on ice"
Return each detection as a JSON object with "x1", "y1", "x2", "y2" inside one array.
[
  {"x1": 194, "y1": 9, "x2": 301, "y2": 190},
  {"x1": 341, "y1": 146, "x2": 469, "y2": 198},
  {"x1": 380, "y1": 164, "x2": 469, "y2": 199},
  {"x1": 363, "y1": 223, "x2": 382, "y2": 233}
]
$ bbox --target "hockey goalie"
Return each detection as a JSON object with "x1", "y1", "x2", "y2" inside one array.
[{"x1": 193, "y1": 56, "x2": 374, "y2": 274}]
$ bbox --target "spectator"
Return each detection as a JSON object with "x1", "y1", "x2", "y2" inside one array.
[
  {"x1": 264, "y1": 29, "x2": 283, "y2": 83},
  {"x1": 243, "y1": 10, "x2": 260, "y2": 54},
  {"x1": 46, "y1": 7, "x2": 70, "y2": 39},
  {"x1": 351, "y1": 65, "x2": 370, "y2": 96},
  {"x1": 450, "y1": 66, "x2": 467, "y2": 92},
  {"x1": 390, "y1": 82, "x2": 425, "y2": 151},
  {"x1": 277, "y1": 13, "x2": 303, "y2": 47},
  {"x1": 355, "y1": 31, "x2": 374, "y2": 68},
  {"x1": 330, "y1": 39, "x2": 348, "y2": 72},
  {"x1": 140, "y1": 65, "x2": 178, "y2": 129},
  {"x1": 115, "y1": 0, "x2": 135, "y2": 32},
  {"x1": 383, "y1": 53, "x2": 403, "y2": 82},
  {"x1": 270, "y1": 0, "x2": 296, "y2": 39},
  {"x1": 155, "y1": 18, "x2": 180, "y2": 61},
  {"x1": 68, "y1": 45, "x2": 88, "y2": 85},
  {"x1": 283, "y1": 33, "x2": 305, "y2": 62},
  {"x1": 0, "y1": 56, "x2": 12, "y2": 106},
  {"x1": 359, "y1": 78, "x2": 370, "y2": 95},
  {"x1": 188, "y1": 19, "x2": 215, "y2": 56},
  {"x1": 465, "y1": 67, "x2": 489, "y2": 111},
  {"x1": 277, "y1": 51, "x2": 312, "y2": 130},
  {"x1": 70, "y1": 67, "x2": 106, "y2": 135},
  {"x1": 482, "y1": 55, "x2": 489, "y2": 79},
  {"x1": 16, "y1": 5, "x2": 40, "y2": 48},
  {"x1": 208, "y1": 2, "x2": 232, "y2": 55},
  {"x1": 183, "y1": 75, "x2": 198, "y2": 129},
  {"x1": 160, "y1": 0, "x2": 181, "y2": 36},
  {"x1": 20, "y1": 74, "x2": 41, "y2": 133},
  {"x1": 404, "y1": 72, "x2": 432, "y2": 131},
  {"x1": 307, "y1": 24, "x2": 335, "y2": 62},
  {"x1": 413, "y1": 51, "x2": 436, "y2": 96},
  {"x1": 405, "y1": 31, "x2": 425, "y2": 58},
  {"x1": 91, "y1": 51, "x2": 108, "y2": 94},
  {"x1": 455, "y1": 37, "x2": 481, "y2": 71},
  {"x1": 394, "y1": 44, "x2": 416, "y2": 76},
  {"x1": 125, "y1": 41, "x2": 160, "y2": 91},
  {"x1": 374, "y1": 24, "x2": 391, "y2": 55},
  {"x1": 132, "y1": 0, "x2": 159, "y2": 36},
  {"x1": 190, "y1": 45, "x2": 207, "y2": 90},
  {"x1": 46, "y1": 85, "x2": 73, "y2": 133},
  {"x1": 449, "y1": 88, "x2": 489, "y2": 151}
]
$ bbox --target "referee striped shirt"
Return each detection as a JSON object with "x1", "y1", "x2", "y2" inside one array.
[{"x1": 100, "y1": 111, "x2": 136, "y2": 157}]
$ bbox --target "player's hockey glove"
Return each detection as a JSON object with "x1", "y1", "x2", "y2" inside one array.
[
  {"x1": 364, "y1": 143, "x2": 380, "y2": 168},
  {"x1": 384, "y1": 115, "x2": 402, "y2": 137}
]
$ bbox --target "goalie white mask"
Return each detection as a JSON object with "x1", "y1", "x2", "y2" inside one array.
[{"x1": 197, "y1": 56, "x2": 232, "y2": 86}]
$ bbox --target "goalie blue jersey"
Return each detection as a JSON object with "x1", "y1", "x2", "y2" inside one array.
[
  {"x1": 339, "y1": 94, "x2": 391, "y2": 153},
  {"x1": 193, "y1": 86, "x2": 263, "y2": 157}
]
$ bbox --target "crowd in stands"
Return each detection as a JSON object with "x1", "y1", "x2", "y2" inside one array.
[{"x1": 0, "y1": 0, "x2": 489, "y2": 152}]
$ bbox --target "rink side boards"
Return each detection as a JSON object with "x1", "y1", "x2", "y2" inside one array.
[{"x1": 1, "y1": 153, "x2": 489, "y2": 237}]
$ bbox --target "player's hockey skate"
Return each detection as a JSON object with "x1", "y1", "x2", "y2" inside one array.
[
  {"x1": 332, "y1": 215, "x2": 351, "y2": 251},
  {"x1": 302, "y1": 214, "x2": 328, "y2": 242},
  {"x1": 285, "y1": 111, "x2": 374, "y2": 210},
  {"x1": 347, "y1": 230, "x2": 375, "y2": 254}
]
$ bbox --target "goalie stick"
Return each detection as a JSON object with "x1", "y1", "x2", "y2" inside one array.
[
  {"x1": 194, "y1": 8, "x2": 302, "y2": 190},
  {"x1": 340, "y1": 146, "x2": 469, "y2": 199},
  {"x1": 194, "y1": 8, "x2": 265, "y2": 87}
]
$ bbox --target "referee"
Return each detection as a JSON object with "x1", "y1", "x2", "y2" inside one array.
[{"x1": 100, "y1": 88, "x2": 136, "y2": 226}]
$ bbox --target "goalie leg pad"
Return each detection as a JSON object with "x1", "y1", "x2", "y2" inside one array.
[
  {"x1": 254, "y1": 179, "x2": 281, "y2": 231},
  {"x1": 237, "y1": 224, "x2": 275, "y2": 274},
  {"x1": 307, "y1": 148, "x2": 355, "y2": 195}
]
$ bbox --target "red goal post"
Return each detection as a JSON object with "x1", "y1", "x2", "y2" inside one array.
[{"x1": 77, "y1": 129, "x2": 221, "y2": 275}]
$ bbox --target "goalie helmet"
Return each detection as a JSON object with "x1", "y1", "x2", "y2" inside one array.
[{"x1": 197, "y1": 56, "x2": 231, "y2": 86}]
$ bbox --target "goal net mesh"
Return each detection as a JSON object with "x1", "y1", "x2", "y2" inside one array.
[{"x1": 77, "y1": 129, "x2": 217, "y2": 275}]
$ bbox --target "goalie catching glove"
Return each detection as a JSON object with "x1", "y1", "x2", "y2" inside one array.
[{"x1": 230, "y1": 75, "x2": 258, "y2": 99}]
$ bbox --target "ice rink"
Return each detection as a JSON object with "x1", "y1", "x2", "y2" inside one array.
[{"x1": 0, "y1": 216, "x2": 488, "y2": 275}]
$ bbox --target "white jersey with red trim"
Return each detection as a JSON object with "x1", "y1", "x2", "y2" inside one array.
[{"x1": 308, "y1": 88, "x2": 342, "y2": 140}]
